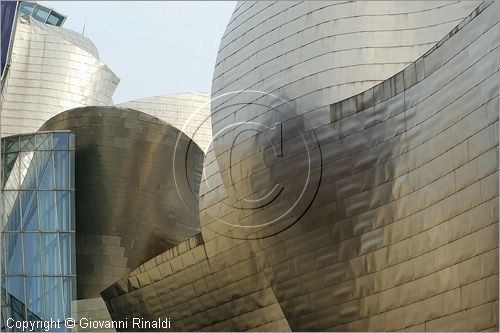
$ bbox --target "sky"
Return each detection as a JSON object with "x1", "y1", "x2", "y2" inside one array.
[{"x1": 40, "y1": 1, "x2": 236, "y2": 104}]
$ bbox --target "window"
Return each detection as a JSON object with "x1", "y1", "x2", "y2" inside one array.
[
  {"x1": 18, "y1": 3, "x2": 67, "y2": 27},
  {"x1": 46, "y1": 11, "x2": 65, "y2": 27},
  {"x1": 32, "y1": 5, "x2": 50, "y2": 23},
  {"x1": 18, "y1": 2, "x2": 35, "y2": 16}
]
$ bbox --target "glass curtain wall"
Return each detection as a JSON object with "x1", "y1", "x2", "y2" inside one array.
[{"x1": 1, "y1": 132, "x2": 76, "y2": 331}]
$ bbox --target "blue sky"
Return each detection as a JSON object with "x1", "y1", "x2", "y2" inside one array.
[{"x1": 40, "y1": 1, "x2": 236, "y2": 103}]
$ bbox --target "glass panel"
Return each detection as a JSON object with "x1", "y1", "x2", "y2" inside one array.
[
  {"x1": 19, "y1": 2, "x2": 35, "y2": 15},
  {"x1": 5, "y1": 233, "x2": 23, "y2": 275},
  {"x1": 20, "y1": 151, "x2": 37, "y2": 190},
  {"x1": 44, "y1": 277, "x2": 63, "y2": 321},
  {"x1": 62, "y1": 277, "x2": 74, "y2": 320},
  {"x1": 5, "y1": 137, "x2": 20, "y2": 153},
  {"x1": 25, "y1": 277, "x2": 43, "y2": 320},
  {"x1": 6, "y1": 277, "x2": 25, "y2": 317},
  {"x1": 56, "y1": 191, "x2": 70, "y2": 231},
  {"x1": 5, "y1": 192, "x2": 21, "y2": 231},
  {"x1": 36, "y1": 133, "x2": 52, "y2": 150},
  {"x1": 23, "y1": 233, "x2": 41, "y2": 275},
  {"x1": 53, "y1": 133, "x2": 68, "y2": 150},
  {"x1": 32, "y1": 5, "x2": 50, "y2": 23},
  {"x1": 22, "y1": 191, "x2": 39, "y2": 231},
  {"x1": 3, "y1": 152, "x2": 19, "y2": 189},
  {"x1": 37, "y1": 151, "x2": 54, "y2": 190},
  {"x1": 46, "y1": 11, "x2": 65, "y2": 26},
  {"x1": 42, "y1": 234, "x2": 61, "y2": 275},
  {"x1": 19, "y1": 134, "x2": 36, "y2": 151},
  {"x1": 39, "y1": 191, "x2": 57, "y2": 231},
  {"x1": 54, "y1": 151, "x2": 69, "y2": 189},
  {"x1": 59, "y1": 233, "x2": 74, "y2": 275}
]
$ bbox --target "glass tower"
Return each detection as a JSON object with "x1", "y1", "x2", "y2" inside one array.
[{"x1": 1, "y1": 131, "x2": 76, "y2": 331}]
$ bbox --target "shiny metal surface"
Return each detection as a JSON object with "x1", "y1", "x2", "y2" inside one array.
[
  {"x1": 40, "y1": 107, "x2": 204, "y2": 299},
  {"x1": 212, "y1": 1, "x2": 480, "y2": 113},
  {"x1": 101, "y1": 1, "x2": 498, "y2": 331},
  {"x1": 118, "y1": 93, "x2": 212, "y2": 152},
  {"x1": 1, "y1": 16, "x2": 119, "y2": 137}
]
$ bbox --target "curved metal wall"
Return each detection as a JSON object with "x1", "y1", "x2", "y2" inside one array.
[
  {"x1": 118, "y1": 93, "x2": 212, "y2": 152},
  {"x1": 102, "y1": 1, "x2": 498, "y2": 331},
  {"x1": 211, "y1": 1, "x2": 480, "y2": 123},
  {"x1": 40, "y1": 107, "x2": 204, "y2": 299},
  {"x1": 1, "y1": 16, "x2": 119, "y2": 137}
]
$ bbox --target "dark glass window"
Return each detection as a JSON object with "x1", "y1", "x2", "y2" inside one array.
[
  {"x1": 46, "y1": 11, "x2": 65, "y2": 27},
  {"x1": 32, "y1": 5, "x2": 50, "y2": 23},
  {"x1": 19, "y1": 134, "x2": 35, "y2": 152},
  {"x1": 5, "y1": 137, "x2": 20, "y2": 153},
  {"x1": 36, "y1": 133, "x2": 52, "y2": 150}
]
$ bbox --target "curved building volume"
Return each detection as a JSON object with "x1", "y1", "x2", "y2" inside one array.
[
  {"x1": 1, "y1": 13, "x2": 119, "y2": 137},
  {"x1": 118, "y1": 92, "x2": 212, "y2": 153},
  {"x1": 40, "y1": 106, "x2": 204, "y2": 300},
  {"x1": 0, "y1": 0, "x2": 498, "y2": 332},
  {"x1": 211, "y1": 1, "x2": 480, "y2": 120},
  {"x1": 101, "y1": 1, "x2": 498, "y2": 331}
]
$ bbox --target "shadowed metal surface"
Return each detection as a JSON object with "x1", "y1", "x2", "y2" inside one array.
[
  {"x1": 102, "y1": 1, "x2": 498, "y2": 331},
  {"x1": 1, "y1": 16, "x2": 119, "y2": 137},
  {"x1": 40, "y1": 107, "x2": 204, "y2": 299}
]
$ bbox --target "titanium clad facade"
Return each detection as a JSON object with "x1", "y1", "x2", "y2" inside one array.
[
  {"x1": 102, "y1": 234, "x2": 292, "y2": 332},
  {"x1": 0, "y1": 15, "x2": 119, "y2": 137},
  {"x1": 118, "y1": 93, "x2": 212, "y2": 152},
  {"x1": 102, "y1": 1, "x2": 499, "y2": 331},
  {"x1": 40, "y1": 107, "x2": 205, "y2": 300},
  {"x1": 1, "y1": 131, "x2": 76, "y2": 331},
  {"x1": 212, "y1": 1, "x2": 480, "y2": 116}
]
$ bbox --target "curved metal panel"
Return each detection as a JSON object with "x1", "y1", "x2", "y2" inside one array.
[
  {"x1": 211, "y1": 1, "x2": 480, "y2": 123},
  {"x1": 102, "y1": 1, "x2": 498, "y2": 331},
  {"x1": 40, "y1": 106, "x2": 204, "y2": 299},
  {"x1": 1, "y1": 16, "x2": 119, "y2": 137},
  {"x1": 118, "y1": 93, "x2": 212, "y2": 152}
]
